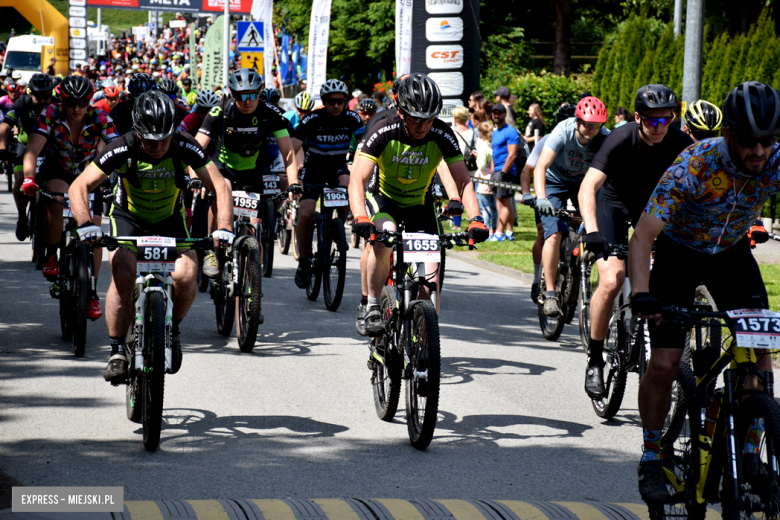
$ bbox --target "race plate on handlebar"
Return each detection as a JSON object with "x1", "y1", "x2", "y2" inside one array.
[
  {"x1": 62, "y1": 193, "x2": 94, "y2": 219},
  {"x1": 232, "y1": 190, "x2": 260, "y2": 218},
  {"x1": 263, "y1": 174, "x2": 281, "y2": 195},
  {"x1": 323, "y1": 187, "x2": 348, "y2": 207},
  {"x1": 402, "y1": 232, "x2": 440, "y2": 263},
  {"x1": 726, "y1": 308, "x2": 780, "y2": 349},
  {"x1": 137, "y1": 236, "x2": 177, "y2": 274}
]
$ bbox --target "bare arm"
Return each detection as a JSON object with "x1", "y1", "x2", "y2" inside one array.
[
  {"x1": 23, "y1": 133, "x2": 48, "y2": 179},
  {"x1": 502, "y1": 143, "x2": 518, "y2": 172},
  {"x1": 194, "y1": 162, "x2": 233, "y2": 232},
  {"x1": 442, "y1": 160, "x2": 480, "y2": 221},
  {"x1": 291, "y1": 137, "x2": 303, "y2": 155},
  {"x1": 520, "y1": 163, "x2": 533, "y2": 195},
  {"x1": 628, "y1": 212, "x2": 665, "y2": 315},
  {"x1": 533, "y1": 146, "x2": 556, "y2": 199},
  {"x1": 348, "y1": 156, "x2": 375, "y2": 220},
  {"x1": 578, "y1": 167, "x2": 608, "y2": 233},
  {"x1": 0, "y1": 122, "x2": 11, "y2": 150},
  {"x1": 70, "y1": 164, "x2": 107, "y2": 226},
  {"x1": 437, "y1": 160, "x2": 460, "y2": 199}
]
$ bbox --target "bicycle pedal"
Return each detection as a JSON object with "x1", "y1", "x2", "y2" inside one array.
[{"x1": 49, "y1": 283, "x2": 61, "y2": 299}]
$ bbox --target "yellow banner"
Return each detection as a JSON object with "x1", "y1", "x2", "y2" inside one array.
[{"x1": 241, "y1": 52, "x2": 264, "y2": 74}]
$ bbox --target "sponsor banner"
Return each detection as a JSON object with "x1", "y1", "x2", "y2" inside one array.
[
  {"x1": 83, "y1": 0, "x2": 252, "y2": 14},
  {"x1": 201, "y1": 15, "x2": 224, "y2": 90},
  {"x1": 170, "y1": 20, "x2": 187, "y2": 28},
  {"x1": 306, "y1": 0, "x2": 332, "y2": 98},
  {"x1": 425, "y1": 0, "x2": 462, "y2": 14},
  {"x1": 32, "y1": 36, "x2": 56, "y2": 46},
  {"x1": 69, "y1": 0, "x2": 88, "y2": 70},
  {"x1": 428, "y1": 72, "x2": 463, "y2": 96},
  {"x1": 425, "y1": 44, "x2": 463, "y2": 69},
  {"x1": 425, "y1": 17, "x2": 462, "y2": 42},
  {"x1": 250, "y1": 0, "x2": 275, "y2": 88},
  {"x1": 395, "y1": 0, "x2": 413, "y2": 77}
]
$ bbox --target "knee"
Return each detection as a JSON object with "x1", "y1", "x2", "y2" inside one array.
[
  {"x1": 647, "y1": 354, "x2": 680, "y2": 386},
  {"x1": 598, "y1": 273, "x2": 623, "y2": 296}
]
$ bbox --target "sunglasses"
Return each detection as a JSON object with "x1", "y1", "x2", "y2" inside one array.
[
  {"x1": 732, "y1": 131, "x2": 778, "y2": 150},
  {"x1": 576, "y1": 119, "x2": 602, "y2": 130},
  {"x1": 640, "y1": 115, "x2": 674, "y2": 127},
  {"x1": 403, "y1": 111, "x2": 434, "y2": 124},
  {"x1": 234, "y1": 91, "x2": 258, "y2": 102},
  {"x1": 323, "y1": 97, "x2": 346, "y2": 106},
  {"x1": 32, "y1": 91, "x2": 51, "y2": 100},
  {"x1": 63, "y1": 97, "x2": 90, "y2": 108}
]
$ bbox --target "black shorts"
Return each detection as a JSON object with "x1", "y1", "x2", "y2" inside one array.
[
  {"x1": 648, "y1": 233, "x2": 768, "y2": 349},
  {"x1": 38, "y1": 162, "x2": 104, "y2": 217},
  {"x1": 595, "y1": 188, "x2": 634, "y2": 247},
  {"x1": 213, "y1": 158, "x2": 265, "y2": 194},
  {"x1": 494, "y1": 172, "x2": 516, "y2": 199},
  {"x1": 300, "y1": 166, "x2": 349, "y2": 202},
  {"x1": 109, "y1": 204, "x2": 189, "y2": 239},
  {"x1": 365, "y1": 192, "x2": 441, "y2": 235}
]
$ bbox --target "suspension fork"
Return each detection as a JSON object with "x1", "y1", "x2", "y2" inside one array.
[{"x1": 723, "y1": 369, "x2": 742, "y2": 504}]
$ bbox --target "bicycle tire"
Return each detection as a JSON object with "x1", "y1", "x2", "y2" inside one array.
[
  {"x1": 306, "y1": 213, "x2": 322, "y2": 301},
  {"x1": 32, "y1": 199, "x2": 46, "y2": 270},
  {"x1": 323, "y1": 218, "x2": 347, "y2": 311},
  {"x1": 142, "y1": 291, "x2": 166, "y2": 451},
  {"x1": 682, "y1": 286, "x2": 721, "y2": 368},
  {"x1": 278, "y1": 202, "x2": 291, "y2": 255},
  {"x1": 373, "y1": 285, "x2": 402, "y2": 420},
  {"x1": 292, "y1": 226, "x2": 301, "y2": 261},
  {"x1": 262, "y1": 205, "x2": 275, "y2": 278},
  {"x1": 591, "y1": 294, "x2": 627, "y2": 419},
  {"x1": 59, "y1": 246, "x2": 74, "y2": 342},
  {"x1": 578, "y1": 253, "x2": 597, "y2": 352},
  {"x1": 406, "y1": 300, "x2": 441, "y2": 450},
  {"x1": 439, "y1": 248, "x2": 446, "y2": 292},
  {"x1": 125, "y1": 320, "x2": 142, "y2": 423},
  {"x1": 537, "y1": 269, "x2": 566, "y2": 341},
  {"x1": 236, "y1": 238, "x2": 262, "y2": 353},
  {"x1": 214, "y1": 252, "x2": 235, "y2": 336},
  {"x1": 72, "y1": 242, "x2": 89, "y2": 358}
]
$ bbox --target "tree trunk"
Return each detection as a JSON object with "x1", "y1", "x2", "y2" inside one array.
[{"x1": 551, "y1": 0, "x2": 572, "y2": 77}]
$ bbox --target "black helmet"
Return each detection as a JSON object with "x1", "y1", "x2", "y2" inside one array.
[
  {"x1": 358, "y1": 98, "x2": 377, "y2": 112},
  {"x1": 259, "y1": 88, "x2": 280, "y2": 104},
  {"x1": 634, "y1": 84, "x2": 677, "y2": 115},
  {"x1": 396, "y1": 73, "x2": 442, "y2": 119},
  {"x1": 722, "y1": 81, "x2": 780, "y2": 137},
  {"x1": 229, "y1": 68, "x2": 261, "y2": 92},
  {"x1": 51, "y1": 76, "x2": 61, "y2": 87},
  {"x1": 158, "y1": 78, "x2": 179, "y2": 96},
  {"x1": 29, "y1": 73, "x2": 53, "y2": 93},
  {"x1": 128, "y1": 73, "x2": 156, "y2": 97},
  {"x1": 384, "y1": 98, "x2": 395, "y2": 111},
  {"x1": 59, "y1": 75, "x2": 93, "y2": 102},
  {"x1": 555, "y1": 103, "x2": 576, "y2": 125},
  {"x1": 132, "y1": 90, "x2": 176, "y2": 140}
]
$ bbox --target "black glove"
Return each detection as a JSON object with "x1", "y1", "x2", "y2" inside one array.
[
  {"x1": 352, "y1": 215, "x2": 376, "y2": 240},
  {"x1": 444, "y1": 198, "x2": 463, "y2": 217},
  {"x1": 288, "y1": 183, "x2": 304, "y2": 195},
  {"x1": 583, "y1": 232, "x2": 609, "y2": 258},
  {"x1": 631, "y1": 292, "x2": 662, "y2": 316},
  {"x1": 750, "y1": 222, "x2": 769, "y2": 244}
]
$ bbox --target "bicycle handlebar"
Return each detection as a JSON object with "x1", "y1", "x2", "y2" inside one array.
[
  {"x1": 526, "y1": 198, "x2": 579, "y2": 219},
  {"x1": 659, "y1": 305, "x2": 731, "y2": 326},
  {"x1": 369, "y1": 229, "x2": 476, "y2": 250},
  {"x1": 100, "y1": 236, "x2": 213, "y2": 252}
]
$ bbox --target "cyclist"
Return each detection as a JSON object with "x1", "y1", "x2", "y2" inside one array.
[
  {"x1": 357, "y1": 98, "x2": 377, "y2": 126},
  {"x1": 259, "y1": 88, "x2": 281, "y2": 107},
  {"x1": 67, "y1": 90, "x2": 235, "y2": 383},
  {"x1": 178, "y1": 89, "x2": 221, "y2": 136},
  {"x1": 577, "y1": 84, "x2": 692, "y2": 398},
  {"x1": 158, "y1": 78, "x2": 190, "y2": 123},
  {"x1": 195, "y1": 68, "x2": 300, "y2": 279},
  {"x1": 533, "y1": 96, "x2": 610, "y2": 317},
  {"x1": 0, "y1": 79, "x2": 20, "y2": 120},
  {"x1": 0, "y1": 73, "x2": 55, "y2": 241},
  {"x1": 284, "y1": 91, "x2": 314, "y2": 131},
  {"x1": 348, "y1": 72, "x2": 489, "y2": 333},
  {"x1": 682, "y1": 99, "x2": 723, "y2": 142},
  {"x1": 110, "y1": 73, "x2": 157, "y2": 135},
  {"x1": 20, "y1": 75, "x2": 118, "y2": 319},
  {"x1": 629, "y1": 81, "x2": 780, "y2": 502},
  {"x1": 290, "y1": 78, "x2": 365, "y2": 288},
  {"x1": 92, "y1": 84, "x2": 121, "y2": 113}
]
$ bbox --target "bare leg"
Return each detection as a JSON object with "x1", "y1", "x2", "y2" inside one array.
[
  {"x1": 638, "y1": 348, "x2": 683, "y2": 430},
  {"x1": 588, "y1": 256, "x2": 625, "y2": 341},
  {"x1": 367, "y1": 218, "x2": 394, "y2": 299},
  {"x1": 541, "y1": 231, "x2": 562, "y2": 292},
  {"x1": 43, "y1": 179, "x2": 69, "y2": 246},
  {"x1": 360, "y1": 244, "x2": 370, "y2": 297},
  {"x1": 106, "y1": 247, "x2": 136, "y2": 336},
  {"x1": 170, "y1": 250, "x2": 198, "y2": 319},
  {"x1": 532, "y1": 223, "x2": 544, "y2": 265},
  {"x1": 296, "y1": 199, "x2": 316, "y2": 261},
  {"x1": 13, "y1": 169, "x2": 28, "y2": 221}
]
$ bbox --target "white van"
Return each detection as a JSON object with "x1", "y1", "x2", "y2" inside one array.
[{"x1": 2, "y1": 35, "x2": 50, "y2": 83}]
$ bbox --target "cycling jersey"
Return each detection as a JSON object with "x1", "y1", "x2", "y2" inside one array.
[
  {"x1": 359, "y1": 114, "x2": 463, "y2": 208},
  {"x1": 283, "y1": 109, "x2": 301, "y2": 131},
  {"x1": 543, "y1": 117, "x2": 609, "y2": 184},
  {"x1": 294, "y1": 109, "x2": 364, "y2": 174},
  {"x1": 198, "y1": 99, "x2": 289, "y2": 172},
  {"x1": 0, "y1": 95, "x2": 15, "y2": 121},
  {"x1": 179, "y1": 111, "x2": 206, "y2": 135},
  {"x1": 95, "y1": 131, "x2": 211, "y2": 224},
  {"x1": 109, "y1": 98, "x2": 134, "y2": 136},
  {"x1": 4, "y1": 95, "x2": 53, "y2": 144},
  {"x1": 645, "y1": 138, "x2": 780, "y2": 254},
  {"x1": 361, "y1": 109, "x2": 395, "y2": 142}
]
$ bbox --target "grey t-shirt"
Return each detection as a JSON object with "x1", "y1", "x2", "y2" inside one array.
[
  {"x1": 527, "y1": 134, "x2": 550, "y2": 168},
  {"x1": 543, "y1": 117, "x2": 610, "y2": 184}
]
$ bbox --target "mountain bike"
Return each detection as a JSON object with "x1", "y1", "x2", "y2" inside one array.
[
  {"x1": 40, "y1": 190, "x2": 99, "y2": 358},
  {"x1": 278, "y1": 198, "x2": 298, "y2": 256},
  {"x1": 102, "y1": 235, "x2": 212, "y2": 451},
  {"x1": 191, "y1": 189, "x2": 212, "y2": 293},
  {"x1": 258, "y1": 172, "x2": 282, "y2": 278},
  {"x1": 650, "y1": 303, "x2": 780, "y2": 520},
  {"x1": 368, "y1": 223, "x2": 474, "y2": 449},
  {"x1": 302, "y1": 182, "x2": 348, "y2": 311},
  {"x1": 578, "y1": 244, "x2": 599, "y2": 350}
]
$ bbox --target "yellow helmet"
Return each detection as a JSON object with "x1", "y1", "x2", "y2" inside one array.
[
  {"x1": 295, "y1": 91, "x2": 314, "y2": 111},
  {"x1": 684, "y1": 99, "x2": 723, "y2": 134},
  {"x1": 186, "y1": 91, "x2": 198, "y2": 106}
]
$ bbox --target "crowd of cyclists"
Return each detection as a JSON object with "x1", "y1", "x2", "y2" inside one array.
[{"x1": 3, "y1": 53, "x2": 780, "y2": 504}]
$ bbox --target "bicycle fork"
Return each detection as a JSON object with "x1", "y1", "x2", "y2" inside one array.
[{"x1": 132, "y1": 275, "x2": 174, "y2": 374}]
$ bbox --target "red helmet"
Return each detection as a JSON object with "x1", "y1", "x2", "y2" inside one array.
[
  {"x1": 104, "y1": 86, "x2": 119, "y2": 97},
  {"x1": 575, "y1": 96, "x2": 608, "y2": 123}
]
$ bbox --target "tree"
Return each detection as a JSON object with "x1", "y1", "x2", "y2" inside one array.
[{"x1": 550, "y1": 0, "x2": 573, "y2": 76}]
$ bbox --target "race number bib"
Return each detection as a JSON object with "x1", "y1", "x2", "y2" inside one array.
[
  {"x1": 726, "y1": 309, "x2": 780, "y2": 349},
  {"x1": 323, "y1": 187, "x2": 348, "y2": 207},
  {"x1": 62, "y1": 193, "x2": 94, "y2": 219},
  {"x1": 136, "y1": 236, "x2": 176, "y2": 274},
  {"x1": 232, "y1": 190, "x2": 260, "y2": 218},
  {"x1": 402, "y1": 232, "x2": 440, "y2": 263},
  {"x1": 263, "y1": 174, "x2": 281, "y2": 195}
]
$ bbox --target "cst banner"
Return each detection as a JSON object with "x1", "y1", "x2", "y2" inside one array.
[
  {"x1": 409, "y1": 0, "x2": 479, "y2": 108},
  {"x1": 306, "y1": 0, "x2": 332, "y2": 99},
  {"x1": 84, "y1": 0, "x2": 252, "y2": 14},
  {"x1": 68, "y1": 0, "x2": 88, "y2": 71}
]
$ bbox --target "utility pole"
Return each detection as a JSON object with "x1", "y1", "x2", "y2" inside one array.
[
  {"x1": 682, "y1": 0, "x2": 704, "y2": 103},
  {"x1": 674, "y1": 0, "x2": 682, "y2": 36}
]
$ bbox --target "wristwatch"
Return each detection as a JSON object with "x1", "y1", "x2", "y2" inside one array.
[{"x1": 470, "y1": 216, "x2": 485, "y2": 224}]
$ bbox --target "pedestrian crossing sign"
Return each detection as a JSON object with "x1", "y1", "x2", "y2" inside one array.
[
  {"x1": 241, "y1": 52, "x2": 264, "y2": 74},
  {"x1": 236, "y1": 21, "x2": 264, "y2": 52}
]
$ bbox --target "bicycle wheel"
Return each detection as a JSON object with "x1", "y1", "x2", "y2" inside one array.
[
  {"x1": 214, "y1": 253, "x2": 235, "y2": 336},
  {"x1": 59, "y1": 248, "x2": 74, "y2": 342},
  {"x1": 278, "y1": 202, "x2": 291, "y2": 255},
  {"x1": 439, "y1": 248, "x2": 446, "y2": 292},
  {"x1": 72, "y1": 242, "x2": 90, "y2": 358},
  {"x1": 125, "y1": 320, "x2": 142, "y2": 423},
  {"x1": 323, "y1": 217, "x2": 347, "y2": 311},
  {"x1": 372, "y1": 285, "x2": 402, "y2": 421},
  {"x1": 306, "y1": 213, "x2": 322, "y2": 301},
  {"x1": 405, "y1": 300, "x2": 441, "y2": 450},
  {"x1": 32, "y1": 199, "x2": 46, "y2": 270},
  {"x1": 578, "y1": 252, "x2": 598, "y2": 351},
  {"x1": 262, "y1": 205, "x2": 275, "y2": 278},
  {"x1": 537, "y1": 269, "x2": 566, "y2": 341},
  {"x1": 721, "y1": 393, "x2": 780, "y2": 520},
  {"x1": 591, "y1": 294, "x2": 627, "y2": 419},
  {"x1": 236, "y1": 238, "x2": 262, "y2": 353},
  {"x1": 141, "y1": 291, "x2": 166, "y2": 451},
  {"x1": 682, "y1": 286, "x2": 721, "y2": 368},
  {"x1": 292, "y1": 226, "x2": 301, "y2": 261}
]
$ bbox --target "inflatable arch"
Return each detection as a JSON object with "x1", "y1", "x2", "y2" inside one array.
[{"x1": 0, "y1": 0, "x2": 69, "y2": 75}]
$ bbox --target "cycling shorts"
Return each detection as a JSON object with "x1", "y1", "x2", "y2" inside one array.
[
  {"x1": 540, "y1": 177, "x2": 579, "y2": 240},
  {"x1": 365, "y1": 192, "x2": 441, "y2": 236},
  {"x1": 300, "y1": 166, "x2": 349, "y2": 201},
  {"x1": 213, "y1": 157, "x2": 265, "y2": 195},
  {"x1": 648, "y1": 232, "x2": 768, "y2": 349},
  {"x1": 595, "y1": 188, "x2": 634, "y2": 247},
  {"x1": 494, "y1": 172, "x2": 516, "y2": 199},
  {"x1": 37, "y1": 162, "x2": 104, "y2": 217},
  {"x1": 109, "y1": 204, "x2": 188, "y2": 240}
]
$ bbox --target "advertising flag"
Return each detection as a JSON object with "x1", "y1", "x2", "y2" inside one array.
[
  {"x1": 306, "y1": 0, "x2": 332, "y2": 98},
  {"x1": 395, "y1": 0, "x2": 413, "y2": 76},
  {"x1": 251, "y1": 0, "x2": 275, "y2": 88},
  {"x1": 202, "y1": 15, "x2": 224, "y2": 91}
]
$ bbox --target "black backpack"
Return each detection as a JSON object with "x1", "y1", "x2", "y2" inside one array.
[{"x1": 455, "y1": 129, "x2": 478, "y2": 170}]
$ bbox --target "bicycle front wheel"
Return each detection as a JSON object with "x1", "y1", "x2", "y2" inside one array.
[
  {"x1": 59, "y1": 248, "x2": 74, "y2": 342},
  {"x1": 323, "y1": 218, "x2": 347, "y2": 311},
  {"x1": 236, "y1": 238, "x2": 262, "y2": 353},
  {"x1": 32, "y1": 199, "x2": 46, "y2": 270},
  {"x1": 373, "y1": 285, "x2": 402, "y2": 420},
  {"x1": 262, "y1": 206, "x2": 275, "y2": 278},
  {"x1": 278, "y1": 202, "x2": 291, "y2": 255},
  {"x1": 142, "y1": 291, "x2": 166, "y2": 451},
  {"x1": 579, "y1": 253, "x2": 598, "y2": 352},
  {"x1": 72, "y1": 242, "x2": 90, "y2": 358},
  {"x1": 591, "y1": 295, "x2": 627, "y2": 419},
  {"x1": 306, "y1": 213, "x2": 322, "y2": 301},
  {"x1": 537, "y1": 269, "x2": 565, "y2": 341},
  {"x1": 405, "y1": 300, "x2": 441, "y2": 450},
  {"x1": 214, "y1": 253, "x2": 235, "y2": 336}
]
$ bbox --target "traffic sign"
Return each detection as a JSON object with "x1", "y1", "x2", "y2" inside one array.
[
  {"x1": 240, "y1": 52, "x2": 264, "y2": 74},
  {"x1": 236, "y1": 21, "x2": 264, "y2": 52}
]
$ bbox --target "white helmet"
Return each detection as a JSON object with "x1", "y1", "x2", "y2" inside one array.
[
  {"x1": 319, "y1": 79, "x2": 348, "y2": 97},
  {"x1": 196, "y1": 89, "x2": 220, "y2": 109}
]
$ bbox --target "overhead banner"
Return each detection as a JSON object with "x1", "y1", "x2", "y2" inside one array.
[
  {"x1": 84, "y1": 0, "x2": 252, "y2": 14},
  {"x1": 410, "y1": 0, "x2": 479, "y2": 108},
  {"x1": 68, "y1": 0, "x2": 88, "y2": 71},
  {"x1": 201, "y1": 15, "x2": 224, "y2": 91},
  {"x1": 306, "y1": 0, "x2": 332, "y2": 99},
  {"x1": 251, "y1": 0, "x2": 275, "y2": 88},
  {"x1": 395, "y1": 0, "x2": 413, "y2": 77}
]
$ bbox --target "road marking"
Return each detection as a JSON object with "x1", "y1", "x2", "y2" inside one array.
[
  {"x1": 126, "y1": 501, "x2": 164, "y2": 520},
  {"x1": 497, "y1": 501, "x2": 549, "y2": 520},
  {"x1": 617, "y1": 502, "x2": 650, "y2": 520},
  {"x1": 375, "y1": 498, "x2": 426, "y2": 520},
  {"x1": 187, "y1": 500, "x2": 232, "y2": 520},
  {"x1": 252, "y1": 499, "x2": 299, "y2": 520},
  {"x1": 555, "y1": 502, "x2": 610, "y2": 520},
  {"x1": 436, "y1": 500, "x2": 489, "y2": 520},
  {"x1": 314, "y1": 499, "x2": 363, "y2": 520}
]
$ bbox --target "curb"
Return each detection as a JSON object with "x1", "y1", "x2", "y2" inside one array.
[
  {"x1": 448, "y1": 251, "x2": 535, "y2": 284},
  {"x1": 2, "y1": 499, "x2": 717, "y2": 520}
]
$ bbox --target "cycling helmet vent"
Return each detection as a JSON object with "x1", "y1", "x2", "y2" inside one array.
[
  {"x1": 635, "y1": 84, "x2": 678, "y2": 114},
  {"x1": 229, "y1": 68, "x2": 262, "y2": 92},
  {"x1": 575, "y1": 96, "x2": 608, "y2": 123},
  {"x1": 319, "y1": 79, "x2": 349, "y2": 97},
  {"x1": 722, "y1": 81, "x2": 780, "y2": 137},
  {"x1": 684, "y1": 99, "x2": 723, "y2": 133},
  {"x1": 132, "y1": 90, "x2": 176, "y2": 140},
  {"x1": 396, "y1": 73, "x2": 442, "y2": 119}
]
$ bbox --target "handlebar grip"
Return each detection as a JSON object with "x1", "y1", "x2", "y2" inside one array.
[
  {"x1": 468, "y1": 238, "x2": 474, "y2": 246},
  {"x1": 369, "y1": 233, "x2": 376, "y2": 245}
]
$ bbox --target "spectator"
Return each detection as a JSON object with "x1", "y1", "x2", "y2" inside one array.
[
  {"x1": 493, "y1": 86, "x2": 518, "y2": 129},
  {"x1": 468, "y1": 91, "x2": 484, "y2": 110},
  {"x1": 474, "y1": 121, "x2": 497, "y2": 237},
  {"x1": 471, "y1": 107, "x2": 489, "y2": 128},
  {"x1": 490, "y1": 103, "x2": 522, "y2": 242},
  {"x1": 372, "y1": 91, "x2": 386, "y2": 110},
  {"x1": 523, "y1": 103, "x2": 546, "y2": 150},
  {"x1": 614, "y1": 107, "x2": 631, "y2": 127},
  {"x1": 45, "y1": 58, "x2": 56, "y2": 76},
  {"x1": 452, "y1": 106, "x2": 477, "y2": 173},
  {"x1": 349, "y1": 89, "x2": 362, "y2": 111}
]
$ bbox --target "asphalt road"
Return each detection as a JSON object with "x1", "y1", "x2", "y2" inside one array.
[{"x1": 0, "y1": 189, "x2": 644, "y2": 503}]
